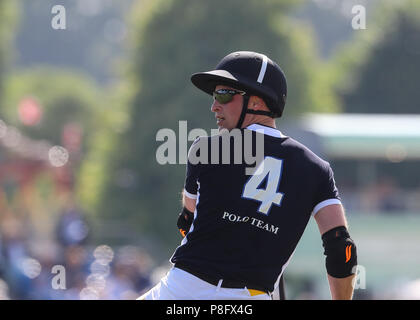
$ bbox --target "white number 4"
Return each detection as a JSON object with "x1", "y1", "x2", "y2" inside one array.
[{"x1": 242, "y1": 157, "x2": 284, "y2": 215}]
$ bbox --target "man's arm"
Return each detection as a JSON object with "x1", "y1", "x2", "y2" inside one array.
[
  {"x1": 182, "y1": 190, "x2": 196, "y2": 212},
  {"x1": 176, "y1": 190, "x2": 197, "y2": 237},
  {"x1": 178, "y1": 137, "x2": 201, "y2": 235},
  {"x1": 314, "y1": 204, "x2": 356, "y2": 300}
]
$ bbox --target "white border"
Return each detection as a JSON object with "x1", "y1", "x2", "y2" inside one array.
[
  {"x1": 246, "y1": 124, "x2": 285, "y2": 138},
  {"x1": 312, "y1": 198, "x2": 342, "y2": 217},
  {"x1": 183, "y1": 189, "x2": 197, "y2": 199}
]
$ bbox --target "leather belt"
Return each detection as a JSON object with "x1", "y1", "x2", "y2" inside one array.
[{"x1": 174, "y1": 263, "x2": 270, "y2": 296}]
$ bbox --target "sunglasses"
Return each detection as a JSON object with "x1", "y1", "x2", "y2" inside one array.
[{"x1": 212, "y1": 88, "x2": 246, "y2": 104}]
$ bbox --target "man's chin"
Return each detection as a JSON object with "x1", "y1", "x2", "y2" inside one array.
[
  {"x1": 217, "y1": 126, "x2": 232, "y2": 133},
  {"x1": 216, "y1": 121, "x2": 234, "y2": 131}
]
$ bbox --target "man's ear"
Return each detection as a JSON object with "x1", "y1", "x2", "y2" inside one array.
[{"x1": 248, "y1": 96, "x2": 267, "y2": 110}]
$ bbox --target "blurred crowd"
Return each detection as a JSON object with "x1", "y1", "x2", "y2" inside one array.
[
  {"x1": 0, "y1": 199, "x2": 154, "y2": 300},
  {"x1": 339, "y1": 177, "x2": 420, "y2": 214}
]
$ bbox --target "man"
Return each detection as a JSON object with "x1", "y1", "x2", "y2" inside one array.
[{"x1": 139, "y1": 51, "x2": 357, "y2": 300}]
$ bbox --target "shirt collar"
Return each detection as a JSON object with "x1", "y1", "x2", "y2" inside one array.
[{"x1": 246, "y1": 124, "x2": 285, "y2": 138}]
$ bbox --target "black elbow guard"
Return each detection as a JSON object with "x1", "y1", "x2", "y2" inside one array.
[
  {"x1": 322, "y1": 226, "x2": 357, "y2": 278},
  {"x1": 177, "y1": 207, "x2": 194, "y2": 237}
]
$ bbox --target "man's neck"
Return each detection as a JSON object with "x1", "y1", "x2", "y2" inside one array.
[{"x1": 242, "y1": 115, "x2": 276, "y2": 129}]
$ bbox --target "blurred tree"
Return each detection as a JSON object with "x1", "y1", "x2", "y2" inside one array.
[
  {"x1": 292, "y1": 0, "x2": 382, "y2": 60},
  {"x1": 98, "y1": 0, "x2": 339, "y2": 250},
  {"x1": 0, "y1": 0, "x2": 19, "y2": 111},
  {"x1": 333, "y1": 0, "x2": 420, "y2": 113},
  {"x1": 14, "y1": 0, "x2": 133, "y2": 85},
  {"x1": 2, "y1": 67, "x2": 102, "y2": 194},
  {"x1": 76, "y1": 82, "x2": 130, "y2": 221},
  {"x1": 1, "y1": 67, "x2": 108, "y2": 240},
  {"x1": 3, "y1": 68, "x2": 100, "y2": 148}
]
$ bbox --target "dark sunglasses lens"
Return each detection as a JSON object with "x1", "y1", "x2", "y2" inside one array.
[{"x1": 213, "y1": 92, "x2": 233, "y2": 104}]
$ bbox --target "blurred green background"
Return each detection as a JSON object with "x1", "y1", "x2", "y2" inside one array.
[{"x1": 0, "y1": 0, "x2": 419, "y2": 300}]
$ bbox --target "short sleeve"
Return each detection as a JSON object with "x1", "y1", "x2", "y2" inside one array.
[{"x1": 312, "y1": 162, "x2": 342, "y2": 216}]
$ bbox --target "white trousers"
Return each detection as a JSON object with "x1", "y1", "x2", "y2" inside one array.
[{"x1": 137, "y1": 267, "x2": 272, "y2": 300}]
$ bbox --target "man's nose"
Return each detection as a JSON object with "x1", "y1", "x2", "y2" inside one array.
[{"x1": 211, "y1": 100, "x2": 221, "y2": 112}]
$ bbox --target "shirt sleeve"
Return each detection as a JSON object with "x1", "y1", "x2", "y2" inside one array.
[
  {"x1": 183, "y1": 138, "x2": 201, "y2": 199},
  {"x1": 312, "y1": 162, "x2": 342, "y2": 216}
]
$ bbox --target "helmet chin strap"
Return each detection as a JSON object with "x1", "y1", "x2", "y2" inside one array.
[
  {"x1": 235, "y1": 96, "x2": 275, "y2": 129},
  {"x1": 235, "y1": 96, "x2": 249, "y2": 129}
]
